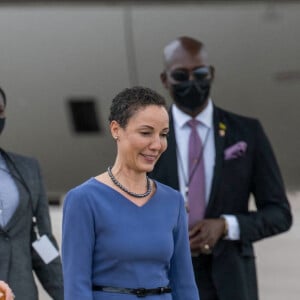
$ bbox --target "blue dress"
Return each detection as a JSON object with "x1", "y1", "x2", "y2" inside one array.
[{"x1": 62, "y1": 178, "x2": 199, "y2": 300}]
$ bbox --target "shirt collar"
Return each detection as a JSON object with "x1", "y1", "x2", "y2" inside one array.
[{"x1": 172, "y1": 98, "x2": 214, "y2": 129}]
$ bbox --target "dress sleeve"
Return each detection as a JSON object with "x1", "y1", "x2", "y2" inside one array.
[
  {"x1": 169, "y1": 193, "x2": 199, "y2": 300},
  {"x1": 62, "y1": 188, "x2": 95, "y2": 300}
]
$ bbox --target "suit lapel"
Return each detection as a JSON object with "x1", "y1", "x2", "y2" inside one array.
[
  {"x1": 3, "y1": 153, "x2": 31, "y2": 232},
  {"x1": 166, "y1": 111, "x2": 180, "y2": 189},
  {"x1": 205, "y1": 107, "x2": 226, "y2": 216}
]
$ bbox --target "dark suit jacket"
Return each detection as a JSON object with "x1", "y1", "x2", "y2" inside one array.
[
  {"x1": 150, "y1": 105, "x2": 292, "y2": 300},
  {"x1": 0, "y1": 150, "x2": 64, "y2": 300}
]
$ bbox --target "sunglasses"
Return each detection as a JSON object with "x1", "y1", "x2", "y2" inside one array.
[{"x1": 170, "y1": 66, "x2": 213, "y2": 82}]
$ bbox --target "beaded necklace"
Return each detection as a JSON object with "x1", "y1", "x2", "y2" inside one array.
[{"x1": 107, "y1": 166, "x2": 152, "y2": 198}]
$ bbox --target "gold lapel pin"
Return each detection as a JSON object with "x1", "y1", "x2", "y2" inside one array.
[{"x1": 219, "y1": 129, "x2": 225, "y2": 137}]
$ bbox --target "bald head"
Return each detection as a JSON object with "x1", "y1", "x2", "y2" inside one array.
[{"x1": 163, "y1": 36, "x2": 207, "y2": 69}]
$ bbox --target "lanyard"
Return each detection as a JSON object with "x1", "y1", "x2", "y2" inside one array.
[{"x1": 176, "y1": 126, "x2": 210, "y2": 198}]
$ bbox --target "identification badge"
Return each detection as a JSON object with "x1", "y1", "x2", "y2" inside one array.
[{"x1": 32, "y1": 234, "x2": 59, "y2": 264}]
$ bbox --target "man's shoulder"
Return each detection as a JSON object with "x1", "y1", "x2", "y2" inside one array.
[{"x1": 214, "y1": 106, "x2": 260, "y2": 127}]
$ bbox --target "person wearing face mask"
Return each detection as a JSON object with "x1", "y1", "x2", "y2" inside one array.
[
  {"x1": 149, "y1": 36, "x2": 292, "y2": 300},
  {"x1": 0, "y1": 86, "x2": 64, "y2": 300}
]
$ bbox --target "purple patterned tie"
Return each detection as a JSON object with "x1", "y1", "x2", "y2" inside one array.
[{"x1": 187, "y1": 119, "x2": 206, "y2": 228}]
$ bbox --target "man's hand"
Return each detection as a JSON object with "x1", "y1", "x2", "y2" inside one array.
[{"x1": 189, "y1": 218, "x2": 226, "y2": 253}]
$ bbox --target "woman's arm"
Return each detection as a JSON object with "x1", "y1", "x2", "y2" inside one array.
[
  {"x1": 62, "y1": 188, "x2": 95, "y2": 300},
  {"x1": 169, "y1": 194, "x2": 199, "y2": 300}
]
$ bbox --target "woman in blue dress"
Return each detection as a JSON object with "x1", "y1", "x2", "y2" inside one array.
[{"x1": 62, "y1": 86, "x2": 199, "y2": 300}]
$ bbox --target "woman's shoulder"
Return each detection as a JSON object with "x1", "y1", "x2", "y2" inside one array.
[
  {"x1": 154, "y1": 180, "x2": 179, "y2": 193},
  {"x1": 67, "y1": 177, "x2": 94, "y2": 191},
  {"x1": 154, "y1": 180, "x2": 183, "y2": 201},
  {"x1": 64, "y1": 178, "x2": 106, "y2": 203},
  {"x1": 153, "y1": 181, "x2": 186, "y2": 219}
]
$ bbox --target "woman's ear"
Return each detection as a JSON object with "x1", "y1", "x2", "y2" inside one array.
[{"x1": 110, "y1": 120, "x2": 120, "y2": 140}]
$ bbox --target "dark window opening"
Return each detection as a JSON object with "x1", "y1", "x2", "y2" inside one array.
[{"x1": 68, "y1": 98, "x2": 101, "y2": 133}]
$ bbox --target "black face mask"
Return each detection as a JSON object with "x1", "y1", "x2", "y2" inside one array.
[
  {"x1": 0, "y1": 118, "x2": 5, "y2": 135},
  {"x1": 171, "y1": 79, "x2": 211, "y2": 111}
]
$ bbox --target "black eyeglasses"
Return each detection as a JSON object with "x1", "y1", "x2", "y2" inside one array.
[{"x1": 170, "y1": 66, "x2": 213, "y2": 82}]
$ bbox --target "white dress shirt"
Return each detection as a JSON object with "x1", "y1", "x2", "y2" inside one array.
[{"x1": 172, "y1": 100, "x2": 240, "y2": 240}]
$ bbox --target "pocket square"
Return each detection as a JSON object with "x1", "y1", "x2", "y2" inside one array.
[{"x1": 224, "y1": 141, "x2": 247, "y2": 160}]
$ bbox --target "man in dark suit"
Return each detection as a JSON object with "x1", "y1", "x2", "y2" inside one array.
[
  {"x1": 150, "y1": 36, "x2": 292, "y2": 300},
  {"x1": 0, "y1": 86, "x2": 64, "y2": 300}
]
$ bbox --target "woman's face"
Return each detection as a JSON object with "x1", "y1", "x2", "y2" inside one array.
[{"x1": 112, "y1": 104, "x2": 169, "y2": 173}]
